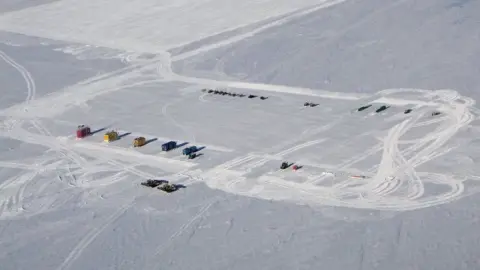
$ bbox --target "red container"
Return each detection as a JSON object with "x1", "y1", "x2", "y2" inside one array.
[{"x1": 76, "y1": 125, "x2": 90, "y2": 138}]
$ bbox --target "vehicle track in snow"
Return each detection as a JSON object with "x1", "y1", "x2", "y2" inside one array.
[
  {"x1": 203, "y1": 89, "x2": 480, "y2": 211},
  {"x1": 56, "y1": 201, "x2": 134, "y2": 270},
  {"x1": 148, "y1": 197, "x2": 219, "y2": 270}
]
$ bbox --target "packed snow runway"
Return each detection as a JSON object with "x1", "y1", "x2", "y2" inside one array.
[{"x1": 1, "y1": 0, "x2": 480, "y2": 269}]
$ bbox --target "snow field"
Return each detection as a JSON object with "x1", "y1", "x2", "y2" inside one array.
[
  {"x1": 0, "y1": 0, "x2": 345, "y2": 53},
  {"x1": 1, "y1": 0, "x2": 480, "y2": 269}
]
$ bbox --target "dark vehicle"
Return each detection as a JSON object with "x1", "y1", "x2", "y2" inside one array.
[
  {"x1": 208, "y1": 90, "x2": 214, "y2": 93},
  {"x1": 188, "y1": 153, "x2": 197, "y2": 159},
  {"x1": 357, "y1": 104, "x2": 372, "y2": 112},
  {"x1": 158, "y1": 183, "x2": 178, "y2": 193},
  {"x1": 280, "y1": 162, "x2": 289, "y2": 169},
  {"x1": 141, "y1": 179, "x2": 166, "y2": 188},
  {"x1": 432, "y1": 111, "x2": 441, "y2": 116},
  {"x1": 404, "y1": 109, "x2": 412, "y2": 114},
  {"x1": 162, "y1": 141, "x2": 177, "y2": 151},
  {"x1": 375, "y1": 105, "x2": 389, "y2": 113},
  {"x1": 304, "y1": 102, "x2": 311, "y2": 106},
  {"x1": 309, "y1": 103, "x2": 318, "y2": 107},
  {"x1": 260, "y1": 96, "x2": 268, "y2": 100},
  {"x1": 182, "y1": 146, "x2": 198, "y2": 155},
  {"x1": 248, "y1": 95, "x2": 257, "y2": 98}
]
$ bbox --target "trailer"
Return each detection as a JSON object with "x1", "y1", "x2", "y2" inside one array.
[
  {"x1": 162, "y1": 141, "x2": 177, "y2": 151},
  {"x1": 76, "y1": 125, "x2": 91, "y2": 139},
  {"x1": 182, "y1": 146, "x2": 197, "y2": 155},
  {"x1": 104, "y1": 130, "x2": 119, "y2": 142},
  {"x1": 133, "y1": 137, "x2": 146, "y2": 147}
]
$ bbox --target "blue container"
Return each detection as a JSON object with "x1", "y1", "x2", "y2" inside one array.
[{"x1": 162, "y1": 141, "x2": 176, "y2": 151}]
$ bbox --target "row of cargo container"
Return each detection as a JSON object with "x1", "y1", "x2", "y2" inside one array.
[{"x1": 76, "y1": 125, "x2": 200, "y2": 156}]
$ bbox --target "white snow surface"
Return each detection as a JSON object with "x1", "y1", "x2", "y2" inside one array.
[
  {"x1": 0, "y1": 0, "x2": 343, "y2": 52},
  {"x1": 1, "y1": 0, "x2": 480, "y2": 269}
]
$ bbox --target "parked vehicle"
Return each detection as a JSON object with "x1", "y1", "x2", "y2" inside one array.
[
  {"x1": 162, "y1": 141, "x2": 177, "y2": 151},
  {"x1": 133, "y1": 137, "x2": 146, "y2": 147},
  {"x1": 104, "y1": 130, "x2": 119, "y2": 142},
  {"x1": 182, "y1": 146, "x2": 197, "y2": 155},
  {"x1": 76, "y1": 125, "x2": 91, "y2": 139},
  {"x1": 375, "y1": 105, "x2": 389, "y2": 113}
]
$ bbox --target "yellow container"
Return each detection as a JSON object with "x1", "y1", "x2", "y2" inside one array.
[
  {"x1": 104, "y1": 131, "x2": 119, "y2": 142},
  {"x1": 133, "y1": 137, "x2": 146, "y2": 147}
]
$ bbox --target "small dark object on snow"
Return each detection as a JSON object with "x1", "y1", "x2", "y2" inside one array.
[
  {"x1": 188, "y1": 153, "x2": 197, "y2": 159},
  {"x1": 292, "y1": 165, "x2": 303, "y2": 171},
  {"x1": 158, "y1": 183, "x2": 178, "y2": 193},
  {"x1": 162, "y1": 141, "x2": 177, "y2": 151},
  {"x1": 404, "y1": 109, "x2": 412, "y2": 114},
  {"x1": 183, "y1": 146, "x2": 198, "y2": 155},
  {"x1": 375, "y1": 105, "x2": 389, "y2": 113},
  {"x1": 357, "y1": 104, "x2": 372, "y2": 112},
  {"x1": 309, "y1": 103, "x2": 318, "y2": 107},
  {"x1": 141, "y1": 179, "x2": 166, "y2": 188},
  {"x1": 238, "y1": 94, "x2": 245, "y2": 97},
  {"x1": 304, "y1": 102, "x2": 311, "y2": 106},
  {"x1": 208, "y1": 90, "x2": 213, "y2": 93},
  {"x1": 280, "y1": 162, "x2": 289, "y2": 169},
  {"x1": 232, "y1": 93, "x2": 237, "y2": 97},
  {"x1": 201, "y1": 89, "x2": 207, "y2": 92},
  {"x1": 260, "y1": 96, "x2": 268, "y2": 100},
  {"x1": 432, "y1": 111, "x2": 441, "y2": 116},
  {"x1": 248, "y1": 95, "x2": 257, "y2": 98}
]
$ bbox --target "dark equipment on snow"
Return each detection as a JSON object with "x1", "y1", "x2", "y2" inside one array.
[
  {"x1": 208, "y1": 90, "x2": 214, "y2": 93},
  {"x1": 182, "y1": 146, "x2": 198, "y2": 155},
  {"x1": 432, "y1": 111, "x2": 441, "y2": 116},
  {"x1": 188, "y1": 153, "x2": 197, "y2": 159},
  {"x1": 280, "y1": 162, "x2": 289, "y2": 169},
  {"x1": 158, "y1": 183, "x2": 178, "y2": 193},
  {"x1": 309, "y1": 103, "x2": 318, "y2": 107},
  {"x1": 375, "y1": 105, "x2": 389, "y2": 113},
  {"x1": 304, "y1": 102, "x2": 311, "y2": 106},
  {"x1": 404, "y1": 109, "x2": 412, "y2": 114},
  {"x1": 260, "y1": 96, "x2": 268, "y2": 100},
  {"x1": 248, "y1": 95, "x2": 257, "y2": 98},
  {"x1": 141, "y1": 179, "x2": 167, "y2": 188},
  {"x1": 357, "y1": 104, "x2": 372, "y2": 112},
  {"x1": 162, "y1": 141, "x2": 177, "y2": 151}
]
